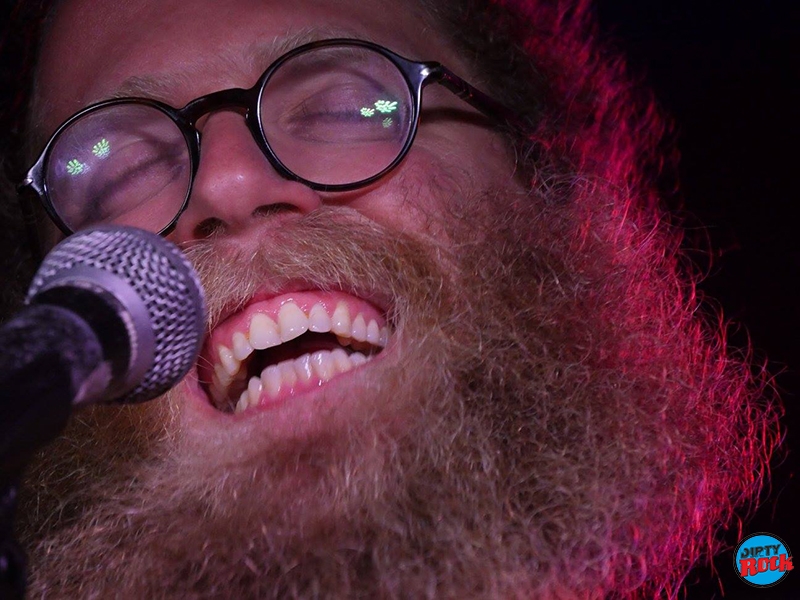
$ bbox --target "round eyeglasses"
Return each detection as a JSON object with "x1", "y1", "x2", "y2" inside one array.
[{"x1": 20, "y1": 39, "x2": 523, "y2": 236}]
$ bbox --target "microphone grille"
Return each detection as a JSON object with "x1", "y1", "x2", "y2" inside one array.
[{"x1": 28, "y1": 226, "x2": 206, "y2": 403}]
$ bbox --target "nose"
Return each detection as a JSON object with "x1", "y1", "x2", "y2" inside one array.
[{"x1": 171, "y1": 111, "x2": 322, "y2": 242}]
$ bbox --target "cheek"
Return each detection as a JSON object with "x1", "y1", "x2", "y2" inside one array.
[
  {"x1": 339, "y1": 128, "x2": 517, "y2": 236},
  {"x1": 330, "y1": 146, "x2": 473, "y2": 238},
  {"x1": 415, "y1": 118, "x2": 519, "y2": 202}
]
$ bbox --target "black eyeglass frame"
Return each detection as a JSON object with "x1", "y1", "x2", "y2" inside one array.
[{"x1": 19, "y1": 38, "x2": 525, "y2": 237}]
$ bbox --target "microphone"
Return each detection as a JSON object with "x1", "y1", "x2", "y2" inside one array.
[
  {"x1": 0, "y1": 225, "x2": 205, "y2": 599},
  {"x1": 0, "y1": 226, "x2": 205, "y2": 598},
  {"x1": 0, "y1": 225, "x2": 206, "y2": 468},
  {"x1": 26, "y1": 225, "x2": 206, "y2": 404}
]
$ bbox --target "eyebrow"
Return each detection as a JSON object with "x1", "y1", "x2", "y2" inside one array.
[
  {"x1": 29, "y1": 25, "x2": 394, "y2": 155},
  {"x1": 103, "y1": 25, "x2": 380, "y2": 106}
]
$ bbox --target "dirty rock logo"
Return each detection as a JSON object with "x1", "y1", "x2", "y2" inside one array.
[{"x1": 734, "y1": 532, "x2": 793, "y2": 588}]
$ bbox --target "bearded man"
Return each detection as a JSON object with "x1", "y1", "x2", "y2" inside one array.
[{"x1": 0, "y1": 0, "x2": 780, "y2": 597}]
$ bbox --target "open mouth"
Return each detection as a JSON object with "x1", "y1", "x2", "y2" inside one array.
[{"x1": 198, "y1": 292, "x2": 390, "y2": 414}]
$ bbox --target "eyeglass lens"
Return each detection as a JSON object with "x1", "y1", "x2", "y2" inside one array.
[
  {"x1": 43, "y1": 44, "x2": 415, "y2": 233},
  {"x1": 45, "y1": 104, "x2": 192, "y2": 232},
  {"x1": 261, "y1": 46, "x2": 413, "y2": 186}
]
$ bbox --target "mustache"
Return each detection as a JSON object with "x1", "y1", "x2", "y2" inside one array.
[{"x1": 178, "y1": 207, "x2": 453, "y2": 330}]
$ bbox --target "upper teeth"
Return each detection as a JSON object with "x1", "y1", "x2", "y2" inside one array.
[{"x1": 208, "y1": 300, "x2": 389, "y2": 410}]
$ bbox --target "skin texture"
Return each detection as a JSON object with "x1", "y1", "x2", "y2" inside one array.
[{"x1": 16, "y1": 0, "x2": 778, "y2": 598}]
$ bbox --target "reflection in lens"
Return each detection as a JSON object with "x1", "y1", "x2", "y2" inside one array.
[
  {"x1": 260, "y1": 45, "x2": 413, "y2": 186},
  {"x1": 45, "y1": 103, "x2": 191, "y2": 232}
]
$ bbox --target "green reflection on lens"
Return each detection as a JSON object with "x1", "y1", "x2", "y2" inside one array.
[
  {"x1": 374, "y1": 100, "x2": 397, "y2": 113},
  {"x1": 66, "y1": 159, "x2": 86, "y2": 176},
  {"x1": 382, "y1": 117, "x2": 393, "y2": 128},
  {"x1": 360, "y1": 107, "x2": 375, "y2": 117},
  {"x1": 92, "y1": 138, "x2": 111, "y2": 158}
]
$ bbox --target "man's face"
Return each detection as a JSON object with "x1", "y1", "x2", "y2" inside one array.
[{"x1": 35, "y1": 0, "x2": 520, "y2": 431}]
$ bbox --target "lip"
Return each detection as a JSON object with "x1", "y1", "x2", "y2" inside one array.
[
  {"x1": 192, "y1": 286, "x2": 393, "y2": 423},
  {"x1": 207, "y1": 281, "x2": 393, "y2": 332},
  {"x1": 177, "y1": 340, "x2": 395, "y2": 448},
  {"x1": 206, "y1": 290, "x2": 388, "y2": 352}
]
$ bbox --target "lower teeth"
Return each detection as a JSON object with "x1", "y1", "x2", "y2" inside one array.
[{"x1": 232, "y1": 349, "x2": 370, "y2": 413}]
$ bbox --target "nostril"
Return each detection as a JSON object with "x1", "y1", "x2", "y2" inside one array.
[
  {"x1": 195, "y1": 217, "x2": 226, "y2": 238},
  {"x1": 193, "y1": 203, "x2": 301, "y2": 238}
]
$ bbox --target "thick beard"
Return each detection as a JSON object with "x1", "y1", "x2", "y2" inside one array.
[{"x1": 17, "y1": 192, "x2": 775, "y2": 599}]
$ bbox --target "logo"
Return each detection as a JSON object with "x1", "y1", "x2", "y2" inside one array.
[{"x1": 734, "y1": 532, "x2": 793, "y2": 588}]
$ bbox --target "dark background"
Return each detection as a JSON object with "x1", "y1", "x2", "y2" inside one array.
[{"x1": 596, "y1": 1, "x2": 798, "y2": 597}]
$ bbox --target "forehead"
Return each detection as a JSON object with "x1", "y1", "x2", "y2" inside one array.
[{"x1": 35, "y1": 0, "x2": 454, "y2": 129}]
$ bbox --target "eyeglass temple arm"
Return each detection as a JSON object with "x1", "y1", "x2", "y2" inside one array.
[{"x1": 428, "y1": 64, "x2": 528, "y2": 133}]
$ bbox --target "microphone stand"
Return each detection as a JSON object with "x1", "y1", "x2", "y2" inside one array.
[{"x1": 0, "y1": 304, "x2": 105, "y2": 599}]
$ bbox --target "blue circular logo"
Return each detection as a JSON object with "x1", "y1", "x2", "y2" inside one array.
[{"x1": 734, "y1": 532, "x2": 793, "y2": 587}]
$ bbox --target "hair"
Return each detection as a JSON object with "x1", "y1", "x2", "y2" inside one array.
[{"x1": 0, "y1": 0, "x2": 783, "y2": 597}]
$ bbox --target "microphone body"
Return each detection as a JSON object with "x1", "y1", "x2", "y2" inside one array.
[{"x1": 0, "y1": 226, "x2": 205, "y2": 599}]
